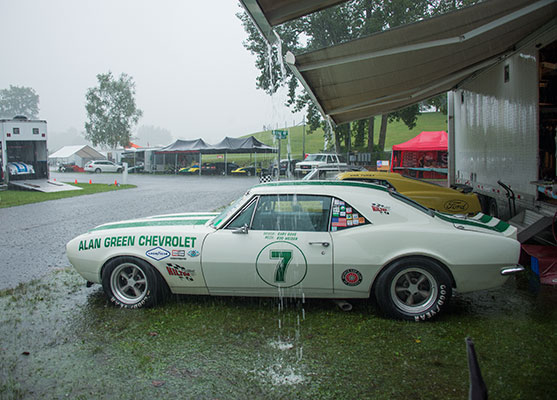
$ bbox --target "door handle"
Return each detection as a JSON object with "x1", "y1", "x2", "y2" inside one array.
[{"x1": 309, "y1": 241, "x2": 330, "y2": 247}]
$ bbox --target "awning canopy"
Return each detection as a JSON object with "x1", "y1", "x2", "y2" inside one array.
[
  {"x1": 157, "y1": 137, "x2": 276, "y2": 154},
  {"x1": 240, "y1": 0, "x2": 346, "y2": 43},
  {"x1": 392, "y1": 131, "x2": 448, "y2": 152},
  {"x1": 210, "y1": 136, "x2": 275, "y2": 153},
  {"x1": 243, "y1": 0, "x2": 557, "y2": 125},
  {"x1": 157, "y1": 139, "x2": 212, "y2": 153},
  {"x1": 49, "y1": 145, "x2": 105, "y2": 160}
]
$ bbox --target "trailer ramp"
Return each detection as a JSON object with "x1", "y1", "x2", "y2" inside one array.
[{"x1": 9, "y1": 179, "x2": 82, "y2": 193}]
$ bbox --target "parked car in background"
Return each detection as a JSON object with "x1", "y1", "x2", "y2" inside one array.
[
  {"x1": 178, "y1": 165, "x2": 200, "y2": 175},
  {"x1": 201, "y1": 162, "x2": 239, "y2": 175},
  {"x1": 294, "y1": 153, "x2": 347, "y2": 177},
  {"x1": 84, "y1": 160, "x2": 122, "y2": 173},
  {"x1": 66, "y1": 180, "x2": 522, "y2": 321},
  {"x1": 303, "y1": 165, "x2": 367, "y2": 181},
  {"x1": 338, "y1": 171, "x2": 482, "y2": 215},
  {"x1": 231, "y1": 165, "x2": 269, "y2": 177},
  {"x1": 127, "y1": 162, "x2": 144, "y2": 173},
  {"x1": 270, "y1": 159, "x2": 301, "y2": 176},
  {"x1": 58, "y1": 163, "x2": 85, "y2": 173}
]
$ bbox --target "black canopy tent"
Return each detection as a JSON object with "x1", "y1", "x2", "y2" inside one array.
[{"x1": 155, "y1": 137, "x2": 276, "y2": 175}]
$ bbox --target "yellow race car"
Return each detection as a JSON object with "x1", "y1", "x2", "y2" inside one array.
[{"x1": 338, "y1": 171, "x2": 481, "y2": 214}]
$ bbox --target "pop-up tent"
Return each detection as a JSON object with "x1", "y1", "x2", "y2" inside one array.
[{"x1": 390, "y1": 131, "x2": 448, "y2": 179}]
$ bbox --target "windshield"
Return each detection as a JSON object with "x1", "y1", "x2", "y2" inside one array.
[
  {"x1": 210, "y1": 191, "x2": 251, "y2": 228},
  {"x1": 304, "y1": 154, "x2": 327, "y2": 162}
]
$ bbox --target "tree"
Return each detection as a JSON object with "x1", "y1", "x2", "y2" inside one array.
[
  {"x1": 0, "y1": 85, "x2": 39, "y2": 119},
  {"x1": 135, "y1": 125, "x2": 173, "y2": 147},
  {"x1": 239, "y1": 0, "x2": 477, "y2": 152},
  {"x1": 84, "y1": 72, "x2": 143, "y2": 148}
]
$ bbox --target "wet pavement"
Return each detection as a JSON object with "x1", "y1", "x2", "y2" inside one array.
[{"x1": 0, "y1": 172, "x2": 258, "y2": 290}]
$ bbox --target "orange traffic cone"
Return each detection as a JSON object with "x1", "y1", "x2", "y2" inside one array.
[
  {"x1": 74, "y1": 179, "x2": 77, "y2": 184},
  {"x1": 89, "y1": 179, "x2": 92, "y2": 184},
  {"x1": 114, "y1": 180, "x2": 118, "y2": 186}
]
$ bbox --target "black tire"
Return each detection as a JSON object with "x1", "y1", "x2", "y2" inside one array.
[
  {"x1": 101, "y1": 257, "x2": 162, "y2": 309},
  {"x1": 374, "y1": 257, "x2": 452, "y2": 321},
  {"x1": 117, "y1": 168, "x2": 123, "y2": 173},
  {"x1": 95, "y1": 168, "x2": 102, "y2": 174}
]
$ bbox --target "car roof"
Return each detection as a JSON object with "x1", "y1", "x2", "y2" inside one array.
[{"x1": 252, "y1": 180, "x2": 389, "y2": 196}]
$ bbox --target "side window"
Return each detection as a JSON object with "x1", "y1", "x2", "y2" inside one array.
[
  {"x1": 331, "y1": 198, "x2": 370, "y2": 232},
  {"x1": 251, "y1": 194, "x2": 332, "y2": 232},
  {"x1": 226, "y1": 198, "x2": 257, "y2": 230}
]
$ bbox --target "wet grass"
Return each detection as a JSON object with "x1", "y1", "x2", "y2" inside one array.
[
  {"x1": 0, "y1": 268, "x2": 555, "y2": 399},
  {"x1": 0, "y1": 183, "x2": 136, "y2": 208}
]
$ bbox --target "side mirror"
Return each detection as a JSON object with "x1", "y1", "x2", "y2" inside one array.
[{"x1": 232, "y1": 224, "x2": 249, "y2": 234}]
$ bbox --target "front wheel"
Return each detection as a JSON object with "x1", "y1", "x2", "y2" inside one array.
[
  {"x1": 101, "y1": 257, "x2": 163, "y2": 308},
  {"x1": 374, "y1": 257, "x2": 452, "y2": 321}
]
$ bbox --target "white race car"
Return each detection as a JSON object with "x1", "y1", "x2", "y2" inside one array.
[{"x1": 66, "y1": 181, "x2": 523, "y2": 321}]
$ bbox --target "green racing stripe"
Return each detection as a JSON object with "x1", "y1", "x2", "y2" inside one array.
[
  {"x1": 90, "y1": 218, "x2": 212, "y2": 232},
  {"x1": 434, "y1": 212, "x2": 510, "y2": 233}
]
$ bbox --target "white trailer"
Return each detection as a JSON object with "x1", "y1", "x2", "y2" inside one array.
[
  {"x1": 449, "y1": 23, "x2": 556, "y2": 243},
  {"x1": 0, "y1": 116, "x2": 79, "y2": 192}
]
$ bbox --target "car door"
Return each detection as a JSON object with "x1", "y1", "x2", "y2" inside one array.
[{"x1": 202, "y1": 194, "x2": 334, "y2": 297}]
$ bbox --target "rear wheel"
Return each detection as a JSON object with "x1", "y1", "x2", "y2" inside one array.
[
  {"x1": 95, "y1": 168, "x2": 101, "y2": 174},
  {"x1": 101, "y1": 257, "x2": 163, "y2": 308},
  {"x1": 374, "y1": 257, "x2": 452, "y2": 321}
]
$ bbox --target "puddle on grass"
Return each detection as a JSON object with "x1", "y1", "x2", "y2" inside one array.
[{"x1": 1, "y1": 267, "x2": 556, "y2": 399}]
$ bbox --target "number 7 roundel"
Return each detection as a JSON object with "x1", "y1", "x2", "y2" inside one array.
[{"x1": 255, "y1": 241, "x2": 308, "y2": 288}]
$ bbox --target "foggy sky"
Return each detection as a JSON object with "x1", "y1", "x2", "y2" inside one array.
[{"x1": 0, "y1": 0, "x2": 300, "y2": 146}]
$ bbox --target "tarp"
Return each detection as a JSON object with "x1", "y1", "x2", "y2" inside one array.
[
  {"x1": 392, "y1": 131, "x2": 447, "y2": 152},
  {"x1": 244, "y1": 0, "x2": 557, "y2": 124},
  {"x1": 157, "y1": 139, "x2": 212, "y2": 153},
  {"x1": 210, "y1": 136, "x2": 275, "y2": 153},
  {"x1": 49, "y1": 145, "x2": 105, "y2": 160},
  {"x1": 157, "y1": 137, "x2": 276, "y2": 154}
]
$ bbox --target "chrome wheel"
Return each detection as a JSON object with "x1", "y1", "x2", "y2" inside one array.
[
  {"x1": 390, "y1": 267, "x2": 437, "y2": 314},
  {"x1": 110, "y1": 262, "x2": 148, "y2": 305}
]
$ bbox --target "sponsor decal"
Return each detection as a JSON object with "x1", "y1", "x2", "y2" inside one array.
[
  {"x1": 172, "y1": 250, "x2": 186, "y2": 257},
  {"x1": 342, "y1": 269, "x2": 362, "y2": 286},
  {"x1": 187, "y1": 249, "x2": 200, "y2": 257},
  {"x1": 146, "y1": 247, "x2": 170, "y2": 261},
  {"x1": 371, "y1": 202, "x2": 391, "y2": 215},
  {"x1": 444, "y1": 200, "x2": 469, "y2": 212},
  {"x1": 78, "y1": 235, "x2": 135, "y2": 251},
  {"x1": 138, "y1": 235, "x2": 196, "y2": 248},
  {"x1": 165, "y1": 263, "x2": 195, "y2": 281}
]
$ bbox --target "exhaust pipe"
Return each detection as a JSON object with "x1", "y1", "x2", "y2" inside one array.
[{"x1": 333, "y1": 300, "x2": 353, "y2": 312}]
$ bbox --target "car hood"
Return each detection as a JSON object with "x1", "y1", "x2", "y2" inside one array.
[
  {"x1": 85, "y1": 212, "x2": 219, "y2": 234},
  {"x1": 435, "y1": 212, "x2": 517, "y2": 239},
  {"x1": 67, "y1": 212, "x2": 219, "y2": 250}
]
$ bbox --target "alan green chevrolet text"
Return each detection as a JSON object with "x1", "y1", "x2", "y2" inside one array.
[{"x1": 66, "y1": 181, "x2": 523, "y2": 321}]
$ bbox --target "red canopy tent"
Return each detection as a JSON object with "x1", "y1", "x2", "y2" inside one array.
[{"x1": 391, "y1": 131, "x2": 448, "y2": 179}]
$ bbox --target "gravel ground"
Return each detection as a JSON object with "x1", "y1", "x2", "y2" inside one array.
[{"x1": 0, "y1": 172, "x2": 258, "y2": 290}]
